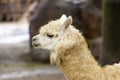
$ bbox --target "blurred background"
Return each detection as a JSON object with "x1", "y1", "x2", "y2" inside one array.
[{"x1": 0, "y1": 0, "x2": 120, "y2": 80}]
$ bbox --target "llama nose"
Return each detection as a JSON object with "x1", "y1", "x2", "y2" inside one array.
[
  {"x1": 32, "y1": 41, "x2": 41, "y2": 47},
  {"x1": 32, "y1": 37, "x2": 37, "y2": 41}
]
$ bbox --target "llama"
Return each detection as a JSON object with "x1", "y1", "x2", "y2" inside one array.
[{"x1": 32, "y1": 15, "x2": 120, "y2": 80}]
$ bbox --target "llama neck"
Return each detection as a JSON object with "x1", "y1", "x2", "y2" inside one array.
[{"x1": 59, "y1": 43, "x2": 105, "y2": 80}]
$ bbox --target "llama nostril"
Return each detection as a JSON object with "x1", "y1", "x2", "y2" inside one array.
[{"x1": 32, "y1": 37, "x2": 37, "y2": 41}]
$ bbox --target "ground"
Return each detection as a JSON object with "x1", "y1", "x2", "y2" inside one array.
[
  {"x1": 0, "y1": 44, "x2": 65, "y2": 80},
  {"x1": 0, "y1": 63, "x2": 65, "y2": 80}
]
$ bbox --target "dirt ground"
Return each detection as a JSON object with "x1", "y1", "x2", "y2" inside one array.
[
  {"x1": 8, "y1": 73, "x2": 65, "y2": 80},
  {"x1": 12, "y1": 74, "x2": 65, "y2": 80},
  {"x1": 0, "y1": 63, "x2": 66, "y2": 80},
  {"x1": 0, "y1": 42, "x2": 65, "y2": 80}
]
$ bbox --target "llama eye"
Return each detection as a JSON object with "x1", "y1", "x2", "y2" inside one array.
[{"x1": 47, "y1": 34, "x2": 54, "y2": 38}]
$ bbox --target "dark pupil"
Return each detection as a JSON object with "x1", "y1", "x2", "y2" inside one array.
[{"x1": 47, "y1": 34, "x2": 54, "y2": 38}]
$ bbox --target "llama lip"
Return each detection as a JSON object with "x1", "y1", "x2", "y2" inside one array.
[
  {"x1": 32, "y1": 42, "x2": 41, "y2": 47},
  {"x1": 34, "y1": 44, "x2": 40, "y2": 47}
]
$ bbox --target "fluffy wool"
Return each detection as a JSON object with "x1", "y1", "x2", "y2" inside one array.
[{"x1": 32, "y1": 15, "x2": 120, "y2": 80}]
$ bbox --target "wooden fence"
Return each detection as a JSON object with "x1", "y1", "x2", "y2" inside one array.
[{"x1": 0, "y1": 0, "x2": 38, "y2": 21}]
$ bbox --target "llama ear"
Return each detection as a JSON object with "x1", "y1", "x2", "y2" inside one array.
[
  {"x1": 60, "y1": 14, "x2": 67, "y2": 21},
  {"x1": 63, "y1": 16, "x2": 72, "y2": 29},
  {"x1": 59, "y1": 16, "x2": 72, "y2": 35}
]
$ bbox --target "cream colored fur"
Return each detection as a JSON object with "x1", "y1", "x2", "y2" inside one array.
[{"x1": 32, "y1": 15, "x2": 120, "y2": 80}]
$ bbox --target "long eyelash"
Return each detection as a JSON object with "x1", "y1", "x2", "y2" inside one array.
[{"x1": 47, "y1": 34, "x2": 54, "y2": 38}]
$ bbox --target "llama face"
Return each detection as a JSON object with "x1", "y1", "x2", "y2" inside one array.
[
  {"x1": 32, "y1": 15, "x2": 72, "y2": 51},
  {"x1": 32, "y1": 32, "x2": 60, "y2": 50}
]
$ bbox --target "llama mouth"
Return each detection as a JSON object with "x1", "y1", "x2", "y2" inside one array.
[
  {"x1": 32, "y1": 42, "x2": 41, "y2": 47},
  {"x1": 34, "y1": 44, "x2": 40, "y2": 47}
]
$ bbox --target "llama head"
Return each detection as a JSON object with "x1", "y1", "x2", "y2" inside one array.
[
  {"x1": 32, "y1": 15, "x2": 74, "y2": 64},
  {"x1": 32, "y1": 14, "x2": 72, "y2": 51}
]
